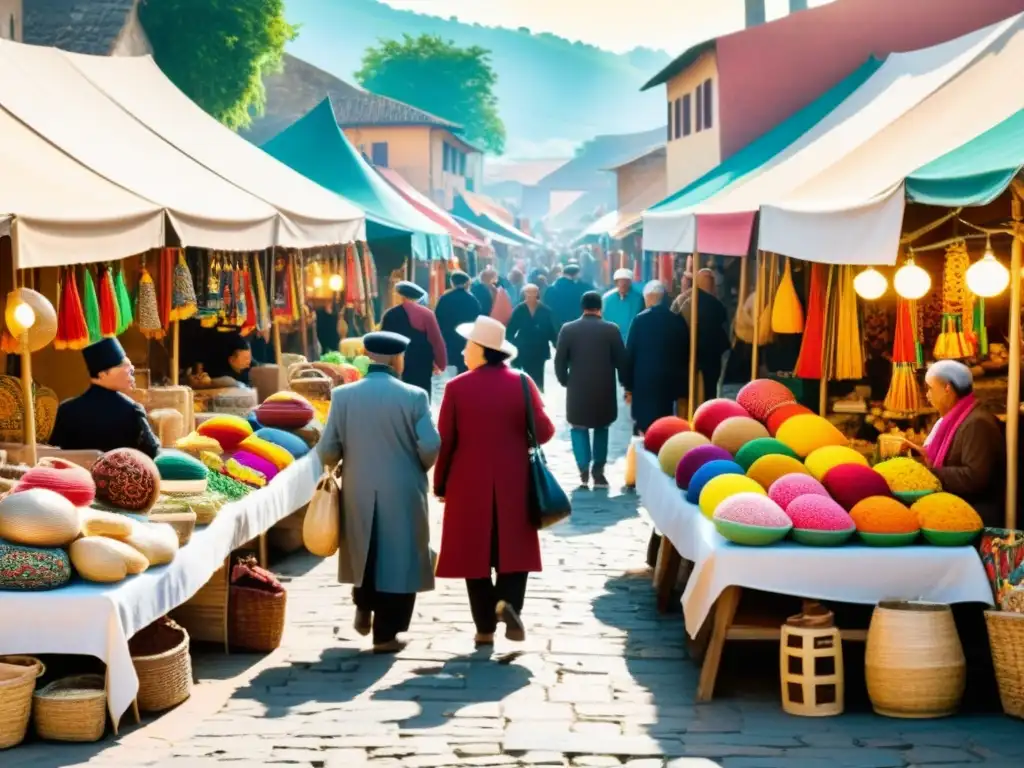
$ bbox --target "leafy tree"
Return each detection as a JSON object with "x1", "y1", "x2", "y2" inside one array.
[
  {"x1": 356, "y1": 34, "x2": 506, "y2": 154},
  {"x1": 138, "y1": 0, "x2": 297, "y2": 130}
]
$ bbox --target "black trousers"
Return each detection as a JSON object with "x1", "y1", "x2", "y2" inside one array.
[
  {"x1": 520, "y1": 358, "x2": 546, "y2": 392},
  {"x1": 465, "y1": 505, "x2": 529, "y2": 634},
  {"x1": 352, "y1": 522, "x2": 416, "y2": 644},
  {"x1": 699, "y1": 358, "x2": 722, "y2": 402}
]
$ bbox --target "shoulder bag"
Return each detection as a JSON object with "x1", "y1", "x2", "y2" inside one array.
[{"x1": 520, "y1": 374, "x2": 570, "y2": 529}]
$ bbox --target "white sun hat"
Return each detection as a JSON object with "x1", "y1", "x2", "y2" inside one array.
[
  {"x1": 613, "y1": 268, "x2": 633, "y2": 281},
  {"x1": 456, "y1": 316, "x2": 518, "y2": 361}
]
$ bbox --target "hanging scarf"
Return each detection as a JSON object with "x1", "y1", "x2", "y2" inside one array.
[
  {"x1": 98, "y1": 264, "x2": 119, "y2": 338},
  {"x1": 272, "y1": 251, "x2": 294, "y2": 320},
  {"x1": 924, "y1": 393, "x2": 977, "y2": 468},
  {"x1": 253, "y1": 252, "x2": 270, "y2": 335}
]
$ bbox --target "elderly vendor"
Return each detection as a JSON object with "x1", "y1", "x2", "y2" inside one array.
[
  {"x1": 380, "y1": 281, "x2": 447, "y2": 400},
  {"x1": 907, "y1": 360, "x2": 1005, "y2": 526},
  {"x1": 204, "y1": 332, "x2": 254, "y2": 387},
  {"x1": 49, "y1": 338, "x2": 160, "y2": 458}
]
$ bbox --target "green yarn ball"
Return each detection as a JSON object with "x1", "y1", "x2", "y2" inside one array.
[{"x1": 733, "y1": 438, "x2": 799, "y2": 472}]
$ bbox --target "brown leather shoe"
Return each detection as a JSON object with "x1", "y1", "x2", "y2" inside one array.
[
  {"x1": 496, "y1": 600, "x2": 526, "y2": 642},
  {"x1": 353, "y1": 609, "x2": 372, "y2": 637}
]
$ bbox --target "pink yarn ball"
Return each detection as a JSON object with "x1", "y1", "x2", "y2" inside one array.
[
  {"x1": 675, "y1": 444, "x2": 733, "y2": 490},
  {"x1": 768, "y1": 473, "x2": 829, "y2": 512},
  {"x1": 737, "y1": 379, "x2": 797, "y2": 422},
  {"x1": 786, "y1": 494, "x2": 855, "y2": 531},
  {"x1": 692, "y1": 399, "x2": 749, "y2": 438},
  {"x1": 714, "y1": 493, "x2": 791, "y2": 528}
]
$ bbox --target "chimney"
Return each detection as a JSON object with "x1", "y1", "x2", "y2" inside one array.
[
  {"x1": 745, "y1": 0, "x2": 766, "y2": 28},
  {"x1": 790, "y1": 0, "x2": 808, "y2": 11}
]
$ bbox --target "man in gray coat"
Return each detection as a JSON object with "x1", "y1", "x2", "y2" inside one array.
[
  {"x1": 317, "y1": 331, "x2": 441, "y2": 653},
  {"x1": 554, "y1": 291, "x2": 627, "y2": 489}
]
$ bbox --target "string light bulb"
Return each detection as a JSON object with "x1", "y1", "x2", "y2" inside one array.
[
  {"x1": 853, "y1": 267, "x2": 888, "y2": 300},
  {"x1": 893, "y1": 254, "x2": 931, "y2": 300},
  {"x1": 966, "y1": 235, "x2": 1009, "y2": 297},
  {"x1": 313, "y1": 275, "x2": 324, "y2": 289},
  {"x1": 328, "y1": 274, "x2": 343, "y2": 292},
  {"x1": 12, "y1": 302, "x2": 36, "y2": 332}
]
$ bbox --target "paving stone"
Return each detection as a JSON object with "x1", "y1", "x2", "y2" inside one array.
[{"x1": 903, "y1": 746, "x2": 981, "y2": 764}]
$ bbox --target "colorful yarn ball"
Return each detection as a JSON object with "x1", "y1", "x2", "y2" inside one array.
[
  {"x1": 237, "y1": 435, "x2": 295, "y2": 471},
  {"x1": 911, "y1": 493, "x2": 983, "y2": 533},
  {"x1": 675, "y1": 445, "x2": 733, "y2": 490},
  {"x1": 255, "y1": 427, "x2": 310, "y2": 458},
  {"x1": 850, "y1": 496, "x2": 919, "y2": 534},
  {"x1": 787, "y1": 494, "x2": 855, "y2": 531},
  {"x1": 643, "y1": 417, "x2": 691, "y2": 454},
  {"x1": 699, "y1": 474, "x2": 766, "y2": 519},
  {"x1": 804, "y1": 445, "x2": 869, "y2": 481},
  {"x1": 873, "y1": 457, "x2": 942, "y2": 493},
  {"x1": 747, "y1": 454, "x2": 809, "y2": 490},
  {"x1": 765, "y1": 403, "x2": 814, "y2": 436},
  {"x1": 686, "y1": 460, "x2": 745, "y2": 504},
  {"x1": 154, "y1": 450, "x2": 209, "y2": 494},
  {"x1": 775, "y1": 414, "x2": 848, "y2": 457},
  {"x1": 822, "y1": 464, "x2": 892, "y2": 511},
  {"x1": 711, "y1": 416, "x2": 770, "y2": 455},
  {"x1": 14, "y1": 458, "x2": 95, "y2": 507},
  {"x1": 658, "y1": 431, "x2": 710, "y2": 476},
  {"x1": 768, "y1": 473, "x2": 830, "y2": 512},
  {"x1": 734, "y1": 437, "x2": 799, "y2": 471},
  {"x1": 255, "y1": 391, "x2": 316, "y2": 430},
  {"x1": 692, "y1": 399, "x2": 749, "y2": 438},
  {"x1": 229, "y1": 450, "x2": 280, "y2": 481},
  {"x1": 92, "y1": 448, "x2": 161, "y2": 512},
  {"x1": 197, "y1": 414, "x2": 253, "y2": 451},
  {"x1": 737, "y1": 379, "x2": 797, "y2": 421},
  {"x1": 714, "y1": 493, "x2": 791, "y2": 528}
]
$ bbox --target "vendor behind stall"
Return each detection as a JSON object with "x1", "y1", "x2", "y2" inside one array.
[
  {"x1": 49, "y1": 338, "x2": 160, "y2": 458},
  {"x1": 204, "y1": 332, "x2": 253, "y2": 388},
  {"x1": 907, "y1": 360, "x2": 1005, "y2": 526}
]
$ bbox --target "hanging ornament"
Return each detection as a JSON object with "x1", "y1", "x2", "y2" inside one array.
[
  {"x1": 157, "y1": 247, "x2": 174, "y2": 333},
  {"x1": 893, "y1": 254, "x2": 931, "y2": 300},
  {"x1": 114, "y1": 264, "x2": 133, "y2": 335},
  {"x1": 770, "y1": 257, "x2": 804, "y2": 333},
  {"x1": 254, "y1": 251, "x2": 270, "y2": 334},
  {"x1": 933, "y1": 241, "x2": 973, "y2": 360},
  {"x1": 135, "y1": 261, "x2": 163, "y2": 340},
  {"x1": 884, "y1": 297, "x2": 921, "y2": 413},
  {"x1": 272, "y1": 250, "x2": 294, "y2": 321},
  {"x1": 853, "y1": 267, "x2": 888, "y2": 300},
  {"x1": 966, "y1": 236, "x2": 1010, "y2": 297},
  {"x1": 97, "y1": 264, "x2": 119, "y2": 338},
  {"x1": 169, "y1": 249, "x2": 198, "y2": 322},
  {"x1": 55, "y1": 267, "x2": 90, "y2": 351},
  {"x1": 83, "y1": 267, "x2": 102, "y2": 344},
  {"x1": 241, "y1": 265, "x2": 258, "y2": 336},
  {"x1": 795, "y1": 263, "x2": 827, "y2": 379}
]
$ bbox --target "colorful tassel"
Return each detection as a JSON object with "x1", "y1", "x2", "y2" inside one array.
[
  {"x1": 170, "y1": 249, "x2": 198, "y2": 322},
  {"x1": 114, "y1": 265, "x2": 133, "y2": 335},
  {"x1": 83, "y1": 267, "x2": 102, "y2": 344},
  {"x1": 794, "y1": 263, "x2": 826, "y2": 379},
  {"x1": 136, "y1": 265, "x2": 163, "y2": 340},
  {"x1": 55, "y1": 268, "x2": 90, "y2": 351},
  {"x1": 98, "y1": 264, "x2": 119, "y2": 338},
  {"x1": 254, "y1": 252, "x2": 270, "y2": 334}
]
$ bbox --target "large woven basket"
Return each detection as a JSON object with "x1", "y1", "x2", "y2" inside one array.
[
  {"x1": 129, "y1": 617, "x2": 192, "y2": 713},
  {"x1": 986, "y1": 610, "x2": 1024, "y2": 719},
  {"x1": 230, "y1": 585, "x2": 287, "y2": 652},
  {"x1": 0, "y1": 656, "x2": 44, "y2": 749},
  {"x1": 32, "y1": 674, "x2": 106, "y2": 742}
]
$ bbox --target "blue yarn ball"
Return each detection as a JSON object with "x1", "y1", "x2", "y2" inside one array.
[
  {"x1": 686, "y1": 460, "x2": 744, "y2": 504},
  {"x1": 255, "y1": 427, "x2": 310, "y2": 458},
  {"x1": 247, "y1": 413, "x2": 263, "y2": 432}
]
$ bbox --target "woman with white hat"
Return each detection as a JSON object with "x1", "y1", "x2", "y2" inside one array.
[{"x1": 434, "y1": 316, "x2": 556, "y2": 645}]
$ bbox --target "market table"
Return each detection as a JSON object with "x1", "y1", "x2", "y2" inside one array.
[
  {"x1": 0, "y1": 453, "x2": 321, "y2": 726},
  {"x1": 634, "y1": 439, "x2": 994, "y2": 700}
]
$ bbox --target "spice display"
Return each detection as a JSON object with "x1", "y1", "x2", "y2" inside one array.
[
  {"x1": 692, "y1": 398, "x2": 749, "y2": 438},
  {"x1": 711, "y1": 416, "x2": 770, "y2": 455},
  {"x1": 775, "y1": 414, "x2": 848, "y2": 457},
  {"x1": 873, "y1": 457, "x2": 942, "y2": 493},
  {"x1": 675, "y1": 444, "x2": 732, "y2": 490},
  {"x1": 698, "y1": 473, "x2": 767, "y2": 519},
  {"x1": 822, "y1": 464, "x2": 893, "y2": 511},
  {"x1": 804, "y1": 445, "x2": 868, "y2": 481},
  {"x1": 795, "y1": 263, "x2": 827, "y2": 379},
  {"x1": 765, "y1": 403, "x2": 814, "y2": 436},
  {"x1": 787, "y1": 495, "x2": 855, "y2": 531},
  {"x1": 933, "y1": 242, "x2": 974, "y2": 360},
  {"x1": 714, "y1": 494, "x2": 791, "y2": 527},
  {"x1": 747, "y1": 454, "x2": 810, "y2": 491},
  {"x1": 686, "y1": 460, "x2": 745, "y2": 504},
  {"x1": 850, "y1": 496, "x2": 920, "y2": 534},
  {"x1": 734, "y1": 437, "x2": 799, "y2": 471},
  {"x1": 912, "y1": 493, "x2": 983, "y2": 532}
]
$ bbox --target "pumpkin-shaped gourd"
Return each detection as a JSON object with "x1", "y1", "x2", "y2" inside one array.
[{"x1": 0, "y1": 488, "x2": 80, "y2": 547}]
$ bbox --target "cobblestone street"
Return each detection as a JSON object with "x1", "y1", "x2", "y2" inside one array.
[{"x1": 10, "y1": 369, "x2": 1024, "y2": 768}]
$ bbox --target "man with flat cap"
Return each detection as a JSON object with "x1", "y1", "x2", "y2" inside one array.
[
  {"x1": 434, "y1": 270, "x2": 481, "y2": 375},
  {"x1": 380, "y1": 281, "x2": 447, "y2": 399},
  {"x1": 317, "y1": 331, "x2": 441, "y2": 653},
  {"x1": 49, "y1": 338, "x2": 160, "y2": 458}
]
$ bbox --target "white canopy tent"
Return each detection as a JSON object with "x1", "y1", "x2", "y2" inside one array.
[{"x1": 64, "y1": 52, "x2": 366, "y2": 249}]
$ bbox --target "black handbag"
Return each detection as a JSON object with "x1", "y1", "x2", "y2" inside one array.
[{"x1": 520, "y1": 374, "x2": 570, "y2": 529}]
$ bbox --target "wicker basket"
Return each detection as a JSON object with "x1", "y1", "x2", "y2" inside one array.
[
  {"x1": 32, "y1": 674, "x2": 106, "y2": 743},
  {"x1": 230, "y1": 585, "x2": 287, "y2": 652},
  {"x1": 129, "y1": 617, "x2": 193, "y2": 713},
  {"x1": 986, "y1": 610, "x2": 1024, "y2": 719},
  {"x1": 0, "y1": 656, "x2": 44, "y2": 749},
  {"x1": 149, "y1": 510, "x2": 198, "y2": 547}
]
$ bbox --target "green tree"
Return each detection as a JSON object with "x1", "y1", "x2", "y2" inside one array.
[
  {"x1": 356, "y1": 34, "x2": 506, "y2": 154},
  {"x1": 138, "y1": 0, "x2": 297, "y2": 130}
]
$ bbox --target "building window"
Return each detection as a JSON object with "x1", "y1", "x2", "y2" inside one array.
[
  {"x1": 682, "y1": 94, "x2": 692, "y2": 136},
  {"x1": 9, "y1": 14, "x2": 14, "y2": 41},
  {"x1": 458, "y1": 151, "x2": 466, "y2": 176},
  {"x1": 667, "y1": 102, "x2": 673, "y2": 141},
  {"x1": 673, "y1": 99, "x2": 681, "y2": 140},
  {"x1": 371, "y1": 142, "x2": 388, "y2": 167},
  {"x1": 443, "y1": 143, "x2": 450, "y2": 172},
  {"x1": 695, "y1": 85, "x2": 703, "y2": 132},
  {"x1": 703, "y1": 79, "x2": 714, "y2": 129}
]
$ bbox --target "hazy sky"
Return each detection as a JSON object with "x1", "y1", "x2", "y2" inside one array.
[{"x1": 381, "y1": 0, "x2": 837, "y2": 53}]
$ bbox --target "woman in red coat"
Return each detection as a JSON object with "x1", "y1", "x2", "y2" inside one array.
[{"x1": 434, "y1": 316, "x2": 555, "y2": 645}]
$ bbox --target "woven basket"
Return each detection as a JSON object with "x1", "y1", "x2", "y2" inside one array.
[
  {"x1": 149, "y1": 510, "x2": 197, "y2": 547},
  {"x1": 230, "y1": 585, "x2": 287, "y2": 652},
  {"x1": 986, "y1": 610, "x2": 1024, "y2": 719},
  {"x1": 0, "y1": 656, "x2": 44, "y2": 749},
  {"x1": 32, "y1": 674, "x2": 106, "y2": 743},
  {"x1": 290, "y1": 369, "x2": 332, "y2": 401},
  {"x1": 129, "y1": 617, "x2": 192, "y2": 713}
]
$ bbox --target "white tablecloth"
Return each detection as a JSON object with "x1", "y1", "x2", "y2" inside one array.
[
  {"x1": 0, "y1": 453, "x2": 321, "y2": 722},
  {"x1": 634, "y1": 440, "x2": 994, "y2": 638}
]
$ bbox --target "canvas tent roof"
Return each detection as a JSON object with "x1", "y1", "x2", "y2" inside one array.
[
  {"x1": 452, "y1": 216, "x2": 519, "y2": 248},
  {"x1": 452, "y1": 194, "x2": 540, "y2": 247},
  {"x1": 375, "y1": 167, "x2": 486, "y2": 250},
  {"x1": 261, "y1": 98, "x2": 451, "y2": 262},
  {"x1": 65, "y1": 51, "x2": 365, "y2": 248}
]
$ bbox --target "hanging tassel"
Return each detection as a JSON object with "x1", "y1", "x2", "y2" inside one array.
[
  {"x1": 82, "y1": 267, "x2": 102, "y2": 344},
  {"x1": 794, "y1": 263, "x2": 826, "y2": 379},
  {"x1": 974, "y1": 296, "x2": 989, "y2": 357},
  {"x1": 290, "y1": 253, "x2": 301, "y2": 322},
  {"x1": 55, "y1": 268, "x2": 90, "y2": 350},
  {"x1": 254, "y1": 252, "x2": 270, "y2": 334},
  {"x1": 170, "y1": 249, "x2": 198, "y2": 322},
  {"x1": 98, "y1": 264, "x2": 119, "y2": 338},
  {"x1": 114, "y1": 264, "x2": 133, "y2": 335},
  {"x1": 884, "y1": 298, "x2": 921, "y2": 412},
  {"x1": 241, "y1": 265, "x2": 258, "y2": 336},
  {"x1": 136, "y1": 264, "x2": 163, "y2": 340}
]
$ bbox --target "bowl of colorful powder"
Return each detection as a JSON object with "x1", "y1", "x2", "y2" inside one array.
[
  {"x1": 873, "y1": 457, "x2": 942, "y2": 494},
  {"x1": 786, "y1": 494, "x2": 855, "y2": 546},
  {"x1": 713, "y1": 493, "x2": 791, "y2": 546},
  {"x1": 912, "y1": 492, "x2": 983, "y2": 546},
  {"x1": 850, "y1": 495, "x2": 920, "y2": 546}
]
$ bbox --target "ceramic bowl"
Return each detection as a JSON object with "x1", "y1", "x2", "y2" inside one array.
[
  {"x1": 714, "y1": 518, "x2": 791, "y2": 546},
  {"x1": 921, "y1": 528, "x2": 982, "y2": 547},
  {"x1": 791, "y1": 527, "x2": 856, "y2": 547},
  {"x1": 858, "y1": 531, "x2": 920, "y2": 547},
  {"x1": 892, "y1": 489, "x2": 935, "y2": 504}
]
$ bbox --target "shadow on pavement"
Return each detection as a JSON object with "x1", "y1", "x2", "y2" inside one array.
[{"x1": 548, "y1": 486, "x2": 642, "y2": 538}]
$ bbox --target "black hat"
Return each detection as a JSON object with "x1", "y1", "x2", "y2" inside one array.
[
  {"x1": 450, "y1": 270, "x2": 470, "y2": 287},
  {"x1": 396, "y1": 281, "x2": 427, "y2": 302},
  {"x1": 83, "y1": 338, "x2": 127, "y2": 378},
  {"x1": 563, "y1": 264, "x2": 581, "y2": 277},
  {"x1": 363, "y1": 331, "x2": 410, "y2": 356}
]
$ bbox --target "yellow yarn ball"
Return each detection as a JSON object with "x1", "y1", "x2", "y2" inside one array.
[
  {"x1": 699, "y1": 474, "x2": 766, "y2": 519},
  {"x1": 747, "y1": 454, "x2": 810, "y2": 490},
  {"x1": 775, "y1": 414, "x2": 848, "y2": 458},
  {"x1": 804, "y1": 445, "x2": 868, "y2": 481},
  {"x1": 658, "y1": 431, "x2": 711, "y2": 476}
]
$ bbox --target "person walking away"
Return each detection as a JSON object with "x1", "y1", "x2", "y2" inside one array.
[
  {"x1": 622, "y1": 280, "x2": 690, "y2": 434},
  {"x1": 673, "y1": 269, "x2": 730, "y2": 403},
  {"x1": 380, "y1": 281, "x2": 447, "y2": 400},
  {"x1": 434, "y1": 316, "x2": 555, "y2": 645},
  {"x1": 471, "y1": 267, "x2": 498, "y2": 316},
  {"x1": 434, "y1": 270, "x2": 481, "y2": 374},
  {"x1": 555, "y1": 291, "x2": 627, "y2": 488},
  {"x1": 545, "y1": 263, "x2": 587, "y2": 330},
  {"x1": 602, "y1": 268, "x2": 644, "y2": 343},
  {"x1": 506, "y1": 283, "x2": 558, "y2": 391},
  {"x1": 507, "y1": 267, "x2": 525, "y2": 304},
  {"x1": 316, "y1": 331, "x2": 441, "y2": 653}
]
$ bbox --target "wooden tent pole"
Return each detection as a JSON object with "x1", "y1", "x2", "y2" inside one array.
[
  {"x1": 688, "y1": 253, "x2": 700, "y2": 420},
  {"x1": 751, "y1": 251, "x2": 762, "y2": 380},
  {"x1": 1005, "y1": 187, "x2": 1022, "y2": 529},
  {"x1": 737, "y1": 254, "x2": 749, "y2": 332},
  {"x1": 171, "y1": 320, "x2": 180, "y2": 386},
  {"x1": 819, "y1": 265, "x2": 830, "y2": 418},
  {"x1": 10, "y1": 262, "x2": 38, "y2": 465},
  {"x1": 296, "y1": 253, "x2": 309, "y2": 360}
]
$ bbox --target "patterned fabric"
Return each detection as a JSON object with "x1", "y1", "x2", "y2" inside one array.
[
  {"x1": 0, "y1": 541, "x2": 72, "y2": 590},
  {"x1": 136, "y1": 265, "x2": 163, "y2": 340},
  {"x1": 980, "y1": 527, "x2": 1024, "y2": 605},
  {"x1": 92, "y1": 448, "x2": 161, "y2": 512}
]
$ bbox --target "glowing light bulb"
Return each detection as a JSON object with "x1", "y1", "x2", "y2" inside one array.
[
  {"x1": 965, "y1": 237, "x2": 1009, "y2": 297},
  {"x1": 853, "y1": 267, "x2": 887, "y2": 300},
  {"x1": 313, "y1": 275, "x2": 324, "y2": 289},
  {"x1": 12, "y1": 302, "x2": 35, "y2": 331},
  {"x1": 328, "y1": 274, "x2": 343, "y2": 292},
  {"x1": 893, "y1": 259, "x2": 931, "y2": 300}
]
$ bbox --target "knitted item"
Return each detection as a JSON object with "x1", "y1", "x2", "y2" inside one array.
[
  {"x1": 255, "y1": 392, "x2": 315, "y2": 430},
  {"x1": 92, "y1": 448, "x2": 161, "y2": 512},
  {"x1": 0, "y1": 542, "x2": 72, "y2": 591},
  {"x1": 237, "y1": 435, "x2": 294, "y2": 471},
  {"x1": 155, "y1": 450, "x2": 209, "y2": 494},
  {"x1": 15, "y1": 458, "x2": 96, "y2": 507},
  {"x1": 255, "y1": 427, "x2": 310, "y2": 458},
  {"x1": 196, "y1": 415, "x2": 253, "y2": 451},
  {"x1": 136, "y1": 266, "x2": 163, "y2": 340}
]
